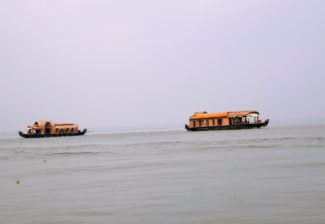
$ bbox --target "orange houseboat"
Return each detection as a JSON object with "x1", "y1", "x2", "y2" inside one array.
[
  {"x1": 19, "y1": 121, "x2": 87, "y2": 138},
  {"x1": 185, "y1": 110, "x2": 269, "y2": 131}
]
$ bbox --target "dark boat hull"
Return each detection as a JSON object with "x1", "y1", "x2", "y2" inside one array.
[
  {"x1": 18, "y1": 129, "x2": 87, "y2": 138},
  {"x1": 185, "y1": 120, "x2": 269, "y2": 131}
]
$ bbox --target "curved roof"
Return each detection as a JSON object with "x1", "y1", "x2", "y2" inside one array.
[
  {"x1": 190, "y1": 111, "x2": 228, "y2": 119},
  {"x1": 190, "y1": 110, "x2": 259, "y2": 119},
  {"x1": 31, "y1": 121, "x2": 78, "y2": 129}
]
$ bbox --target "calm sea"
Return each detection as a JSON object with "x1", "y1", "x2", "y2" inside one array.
[{"x1": 1, "y1": 124, "x2": 325, "y2": 224}]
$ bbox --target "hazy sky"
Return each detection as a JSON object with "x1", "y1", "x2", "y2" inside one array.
[{"x1": 1, "y1": 0, "x2": 324, "y2": 131}]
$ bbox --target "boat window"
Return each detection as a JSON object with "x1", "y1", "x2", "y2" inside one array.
[
  {"x1": 218, "y1": 119, "x2": 223, "y2": 126},
  {"x1": 212, "y1": 119, "x2": 216, "y2": 126},
  {"x1": 206, "y1": 119, "x2": 209, "y2": 126},
  {"x1": 71, "y1": 128, "x2": 74, "y2": 133},
  {"x1": 45, "y1": 122, "x2": 51, "y2": 134},
  {"x1": 199, "y1": 119, "x2": 203, "y2": 127}
]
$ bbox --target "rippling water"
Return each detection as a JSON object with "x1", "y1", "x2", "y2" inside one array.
[{"x1": 1, "y1": 125, "x2": 325, "y2": 224}]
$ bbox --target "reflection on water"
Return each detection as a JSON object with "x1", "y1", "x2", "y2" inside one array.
[{"x1": 1, "y1": 125, "x2": 325, "y2": 224}]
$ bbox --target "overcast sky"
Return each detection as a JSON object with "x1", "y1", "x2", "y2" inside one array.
[{"x1": 1, "y1": 0, "x2": 324, "y2": 131}]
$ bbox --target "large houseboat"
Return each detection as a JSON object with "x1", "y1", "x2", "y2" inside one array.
[
  {"x1": 185, "y1": 110, "x2": 269, "y2": 131},
  {"x1": 19, "y1": 121, "x2": 87, "y2": 138}
]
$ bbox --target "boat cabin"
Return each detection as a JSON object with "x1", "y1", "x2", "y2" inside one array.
[{"x1": 185, "y1": 110, "x2": 269, "y2": 131}]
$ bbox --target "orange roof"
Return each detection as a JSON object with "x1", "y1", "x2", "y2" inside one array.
[
  {"x1": 190, "y1": 111, "x2": 228, "y2": 119},
  {"x1": 190, "y1": 110, "x2": 259, "y2": 119},
  {"x1": 55, "y1": 123, "x2": 76, "y2": 126}
]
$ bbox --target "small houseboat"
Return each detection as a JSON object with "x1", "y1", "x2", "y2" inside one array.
[
  {"x1": 185, "y1": 110, "x2": 269, "y2": 131},
  {"x1": 19, "y1": 121, "x2": 87, "y2": 138}
]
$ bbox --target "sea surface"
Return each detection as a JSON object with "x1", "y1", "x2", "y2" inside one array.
[{"x1": 1, "y1": 124, "x2": 325, "y2": 224}]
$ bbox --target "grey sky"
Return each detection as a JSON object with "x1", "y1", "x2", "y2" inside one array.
[{"x1": 1, "y1": 0, "x2": 324, "y2": 131}]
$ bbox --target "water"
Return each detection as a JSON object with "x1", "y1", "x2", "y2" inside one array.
[{"x1": 1, "y1": 124, "x2": 325, "y2": 224}]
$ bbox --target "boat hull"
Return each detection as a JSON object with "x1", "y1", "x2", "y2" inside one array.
[
  {"x1": 185, "y1": 120, "x2": 269, "y2": 131},
  {"x1": 18, "y1": 129, "x2": 87, "y2": 138}
]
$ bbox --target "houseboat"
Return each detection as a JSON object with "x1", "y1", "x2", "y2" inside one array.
[
  {"x1": 185, "y1": 110, "x2": 269, "y2": 131},
  {"x1": 19, "y1": 121, "x2": 87, "y2": 138}
]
